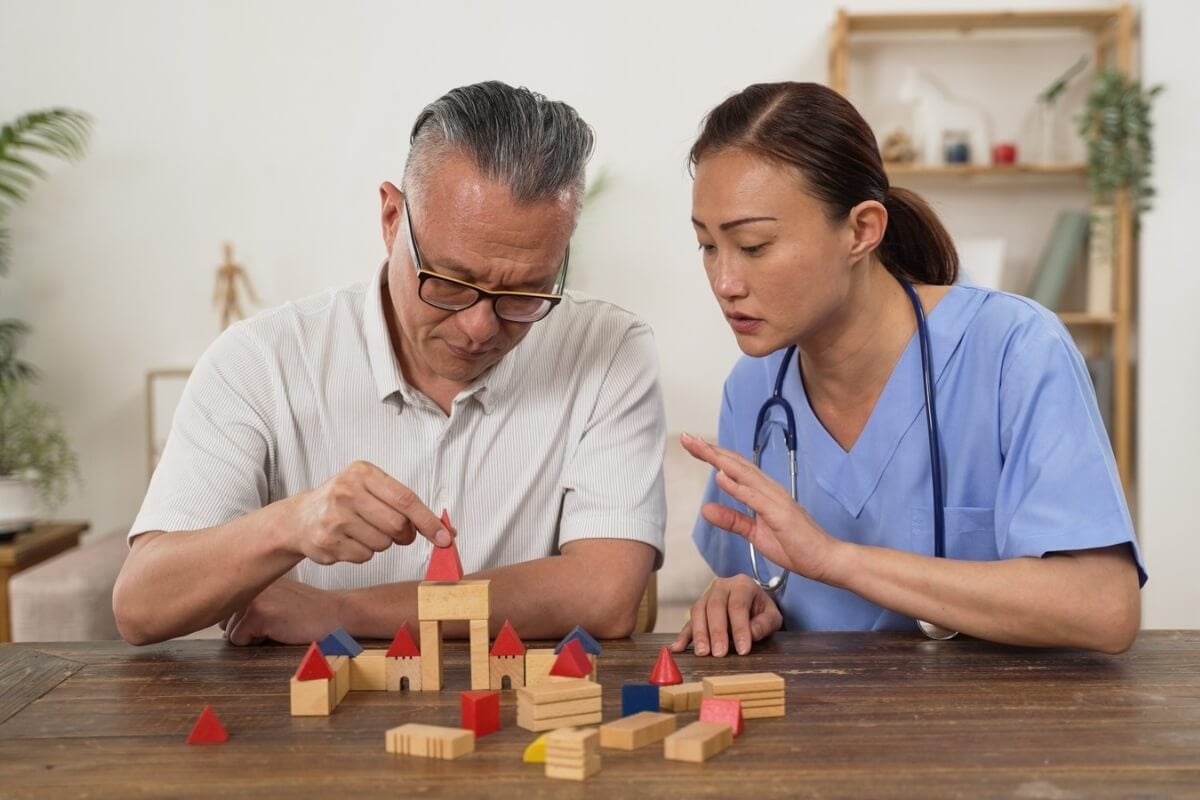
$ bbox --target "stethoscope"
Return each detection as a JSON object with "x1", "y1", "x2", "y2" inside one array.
[{"x1": 750, "y1": 278, "x2": 958, "y2": 640}]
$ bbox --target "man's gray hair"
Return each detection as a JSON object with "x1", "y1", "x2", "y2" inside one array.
[{"x1": 402, "y1": 81, "x2": 595, "y2": 221}]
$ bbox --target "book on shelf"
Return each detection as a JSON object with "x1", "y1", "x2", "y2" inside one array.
[{"x1": 1027, "y1": 210, "x2": 1089, "y2": 311}]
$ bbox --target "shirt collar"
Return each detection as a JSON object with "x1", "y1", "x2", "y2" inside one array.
[{"x1": 362, "y1": 259, "x2": 525, "y2": 415}]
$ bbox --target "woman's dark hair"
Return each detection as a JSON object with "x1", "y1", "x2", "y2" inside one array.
[{"x1": 689, "y1": 82, "x2": 957, "y2": 286}]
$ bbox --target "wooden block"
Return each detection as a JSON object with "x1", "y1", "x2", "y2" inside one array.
[
  {"x1": 385, "y1": 723, "x2": 475, "y2": 760},
  {"x1": 739, "y1": 695, "x2": 786, "y2": 708},
  {"x1": 469, "y1": 618, "x2": 490, "y2": 691},
  {"x1": 664, "y1": 721, "x2": 733, "y2": 763},
  {"x1": 660, "y1": 681, "x2": 703, "y2": 712},
  {"x1": 418, "y1": 580, "x2": 490, "y2": 621},
  {"x1": 545, "y1": 726, "x2": 600, "y2": 780},
  {"x1": 547, "y1": 726, "x2": 599, "y2": 750},
  {"x1": 599, "y1": 711, "x2": 676, "y2": 750},
  {"x1": 490, "y1": 655, "x2": 525, "y2": 691},
  {"x1": 519, "y1": 695, "x2": 603, "y2": 720},
  {"x1": 325, "y1": 655, "x2": 350, "y2": 704},
  {"x1": 419, "y1": 620, "x2": 442, "y2": 691},
  {"x1": 702, "y1": 673, "x2": 784, "y2": 695},
  {"x1": 524, "y1": 648, "x2": 557, "y2": 687},
  {"x1": 545, "y1": 756, "x2": 601, "y2": 781},
  {"x1": 349, "y1": 650, "x2": 388, "y2": 691},
  {"x1": 289, "y1": 675, "x2": 334, "y2": 716},
  {"x1": 742, "y1": 704, "x2": 786, "y2": 719},
  {"x1": 705, "y1": 688, "x2": 784, "y2": 703},
  {"x1": 518, "y1": 678, "x2": 601, "y2": 705},
  {"x1": 516, "y1": 708, "x2": 603, "y2": 732},
  {"x1": 387, "y1": 656, "x2": 423, "y2": 692}
]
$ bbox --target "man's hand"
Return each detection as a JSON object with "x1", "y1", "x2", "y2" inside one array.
[
  {"x1": 670, "y1": 574, "x2": 783, "y2": 657},
  {"x1": 221, "y1": 578, "x2": 343, "y2": 645},
  {"x1": 279, "y1": 460, "x2": 453, "y2": 565}
]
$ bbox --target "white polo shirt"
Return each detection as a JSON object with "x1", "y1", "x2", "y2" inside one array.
[{"x1": 131, "y1": 263, "x2": 666, "y2": 590}]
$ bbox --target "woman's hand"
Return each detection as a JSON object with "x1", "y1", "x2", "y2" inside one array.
[
  {"x1": 680, "y1": 433, "x2": 844, "y2": 584},
  {"x1": 670, "y1": 574, "x2": 783, "y2": 656}
]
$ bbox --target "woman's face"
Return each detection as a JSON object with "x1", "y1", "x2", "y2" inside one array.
[{"x1": 691, "y1": 148, "x2": 860, "y2": 357}]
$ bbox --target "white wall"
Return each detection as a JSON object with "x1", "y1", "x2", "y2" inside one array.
[{"x1": 1, "y1": 0, "x2": 1195, "y2": 627}]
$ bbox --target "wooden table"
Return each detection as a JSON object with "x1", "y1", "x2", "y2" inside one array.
[
  {"x1": 0, "y1": 632, "x2": 1197, "y2": 798},
  {"x1": 0, "y1": 521, "x2": 88, "y2": 643}
]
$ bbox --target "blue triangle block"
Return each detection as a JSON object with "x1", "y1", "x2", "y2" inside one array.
[
  {"x1": 318, "y1": 627, "x2": 363, "y2": 657},
  {"x1": 554, "y1": 625, "x2": 602, "y2": 656}
]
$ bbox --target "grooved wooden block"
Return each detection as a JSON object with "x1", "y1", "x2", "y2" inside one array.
[
  {"x1": 385, "y1": 723, "x2": 475, "y2": 760},
  {"x1": 386, "y1": 656, "x2": 423, "y2": 691},
  {"x1": 522, "y1": 696, "x2": 603, "y2": 720},
  {"x1": 702, "y1": 673, "x2": 784, "y2": 695},
  {"x1": 524, "y1": 648, "x2": 557, "y2": 687},
  {"x1": 664, "y1": 720, "x2": 733, "y2": 763},
  {"x1": 417, "y1": 580, "x2": 490, "y2": 621},
  {"x1": 289, "y1": 676, "x2": 334, "y2": 716},
  {"x1": 517, "y1": 680, "x2": 603, "y2": 732},
  {"x1": 419, "y1": 620, "x2": 442, "y2": 691},
  {"x1": 545, "y1": 727, "x2": 600, "y2": 781},
  {"x1": 600, "y1": 711, "x2": 677, "y2": 750},
  {"x1": 349, "y1": 650, "x2": 388, "y2": 691},
  {"x1": 660, "y1": 681, "x2": 704, "y2": 712},
  {"x1": 518, "y1": 679, "x2": 602, "y2": 705},
  {"x1": 517, "y1": 708, "x2": 603, "y2": 732},
  {"x1": 325, "y1": 655, "x2": 350, "y2": 704},
  {"x1": 469, "y1": 618, "x2": 490, "y2": 690}
]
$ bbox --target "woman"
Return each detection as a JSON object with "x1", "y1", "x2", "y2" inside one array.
[{"x1": 672, "y1": 82, "x2": 1144, "y2": 658}]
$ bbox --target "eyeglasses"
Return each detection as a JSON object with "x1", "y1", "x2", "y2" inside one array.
[{"x1": 403, "y1": 199, "x2": 568, "y2": 323}]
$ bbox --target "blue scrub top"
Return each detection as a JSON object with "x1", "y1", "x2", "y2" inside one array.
[{"x1": 693, "y1": 285, "x2": 1146, "y2": 632}]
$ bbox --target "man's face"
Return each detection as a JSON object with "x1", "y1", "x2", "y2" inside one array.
[{"x1": 380, "y1": 156, "x2": 575, "y2": 393}]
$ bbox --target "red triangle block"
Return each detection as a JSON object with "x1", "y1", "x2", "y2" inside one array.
[
  {"x1": 489, "y1": 619, "x2": 526, "y2": 657},
  {"x1": 424, "y1": 509, "x2": 464, "y2": 582},
  {"x1": 387, "y1": 622, "x2": 421, "y2": 658},
  {"x1": 186, "y1": 704, "x2": 229, "y2": 745},
  {"x1": 294, "y1": 641, "x2": 334, "y2": 681},
  {"x1": 700, "y1": 696, "x2": 744, "y2": 737},
  {"x1": 550, "y1": 637, "x2": 593, "y2": 678},
  {"x1": 649, "y1": 645, "x2": 683, "y2": 685}
]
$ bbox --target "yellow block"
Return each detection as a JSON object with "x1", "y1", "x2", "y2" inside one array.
[
  {"x1": 522, "y1": 733, "x2": 549, "y2": 763},
  {"x1": 417, "y1": 580, "x2": 491, "y2": 621}
]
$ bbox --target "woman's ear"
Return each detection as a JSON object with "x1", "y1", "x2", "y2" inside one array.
[{"x1": 847, "y1": 200, "x2": 887, "y2": 264}]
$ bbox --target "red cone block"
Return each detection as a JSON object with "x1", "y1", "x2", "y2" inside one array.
[
  {"x1": 186, "y1": 704, "x2": 229, "y2": 745},
  {"x1": 649, "y1": 645, "x2": 683, "y2": 685}
]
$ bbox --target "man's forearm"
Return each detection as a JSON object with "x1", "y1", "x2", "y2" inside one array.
[
  {"x1": 112, "y1": 502, "x2": 302, "y2": 644},
  {"x1": 339, "y1": 540, "x2": 657, "y2": 641}
]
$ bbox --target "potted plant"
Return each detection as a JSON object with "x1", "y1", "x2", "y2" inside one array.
[
  {"x1": 1076, "y1": 67, "x2": 1163, "y2": 313},
  {"x1": 0, "y1": 108, "x2": 91, "y2": 537}
]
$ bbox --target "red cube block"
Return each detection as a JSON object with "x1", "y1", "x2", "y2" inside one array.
[{"x1": 461, "y1": 690, "x2": 500, "y2": 738}]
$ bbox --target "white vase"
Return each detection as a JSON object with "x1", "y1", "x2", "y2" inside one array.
[
  {"x1": 0, "y1": 475, "x2": 39, "y2": 536},
  {"x1": 1087, "y1": 205, "x2": 1116, "y2": 315}
]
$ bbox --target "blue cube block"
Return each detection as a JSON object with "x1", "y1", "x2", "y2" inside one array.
[{"x1": 622, "y1": 683, "x2": 660, "y2": 717}]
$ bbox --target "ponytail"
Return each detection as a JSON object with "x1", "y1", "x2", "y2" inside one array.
[{"x1": 879, "y1": 187, "x2": 958, "y2": 286}]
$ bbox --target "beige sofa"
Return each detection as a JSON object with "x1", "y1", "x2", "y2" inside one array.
[{"x1": 8, "y1": 436, "x2": 717, "y2": 641}]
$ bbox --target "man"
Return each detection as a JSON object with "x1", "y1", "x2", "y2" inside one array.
[{"x1": 114, "y1": 82, "x2": 665, "y2": 645}]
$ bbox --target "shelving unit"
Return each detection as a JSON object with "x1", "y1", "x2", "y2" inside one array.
[{"x1": 829, "y1": 5, "x2": 1137, "y2": 494}]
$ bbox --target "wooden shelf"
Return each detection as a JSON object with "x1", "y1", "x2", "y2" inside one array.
[
  {"x1": 886, "y1": 163, "x2": 1088, "y2": 178},
  {"x1": 1058, "y1": 312, "x2": 1118, "y2": 326},
  {"x1": 844, "y1": 9, "x2": 1124, "y2": 34}
]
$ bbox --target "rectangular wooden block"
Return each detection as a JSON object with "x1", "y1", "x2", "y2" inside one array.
[
  {"x1": 469, "y1": 618, "x2": 490, "y2": 691},
  {"x1": 545, "y1": 756, "x2": 601, "y2": 781},
  {"x1": 516, "y1": 708, "x2": 603, "y2": 732},
  {"x1": 702, "y1": 672, "x2": 785, "y2": 695},
  {"x1": 349, "y1": 650, "x2": 388, "y2": 691},
  {"x1": 386, "y1": 656, "x2": 423, "y2": 691},
  {"x1": 664, "y1": 720, "x2": 734, "y2": 763},
  {"x1": 660, "y1": 681, "x2": 704, "y2": 712},
  {"x1": 520, "y1": 695, "x2": 603, "y2": 720},
  {"x1": 547, "y1": 726, "x2": 600, "y2": 751},
  {"x1": 325, "y1": 655, "x2": 350, "y2": 703},
  {"x1": 518, "y1": 678, "x2": 601, "y2": 705},
  {"x1": 743, "y1": 704, "x2": 786, "y2": 719},
  {"x1": 524, "y1": 648, "x2": 557, "y2": 687},
  {"x1": 490, "y1": 655, "x2": 525, "y2": 690},
  {"x1": 419, "y1": 620, "x2": 442, "y2": 691},
  {"x1": 417, "y1": 580, "x2": 490, "y2": 621},
  {"x1": 385, "y1": 723, "x2": 475, "y2": 760},
  {"x1": 289, "y1": 675, "x2": 334, "y2": 716},
  {"x1": 600, "y1": 711, "x2": 677, "y2": 750}
]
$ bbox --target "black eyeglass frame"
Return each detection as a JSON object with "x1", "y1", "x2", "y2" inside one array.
[{"x1": 402, "y1": 199, "x2": 569, "y2": 324}]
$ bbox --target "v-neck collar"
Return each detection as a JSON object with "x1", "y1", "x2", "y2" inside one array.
[{"x1": 785, "y1": 285, "x2": 985, "y2": 517}]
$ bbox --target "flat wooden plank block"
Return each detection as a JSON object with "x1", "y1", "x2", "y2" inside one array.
[
  {"x1": 664, "y1": 721, "x2": 734, "y2": 763},
  {"x1": 384, "y1": 723, "x2": 475, "y2": 760},
  {"x1": 419, "y1": 620, "x2": 442, "y2": 691},
  {"x1": 704, "y1": 687, "x2": 785, "y2": 702},
  {"x1": 547, "y1": 726, "x2": 599, "y2": 749},
  {"x1": 545, "y1": 756, "x2": 601, "y2": 781},
  {"x1": 516, "y1": 709, "x2": 603, "y2": 732},
  {"x1": 740, "y1": 695, "x2": 786, "y2": 708},
  {"x1": 600, "y1": 711, "x2": 677, "y2": 750},
  {"x1": 289, "y1": 675, "x2": 333, "y2": 716},
  {"x1": 702, "y1": 673, "x2": 784, "y2": 694},
  {"x1": 349, "y1": 650, "x2": 388, "y2": 691},
  {"x1": 417, "y1": 580, "x2": 490, "y2": 621},
  {"x1": 660, "y1": 681, "x2": 704, "y2": 712},
  {"x1": 743, "y1": 704, "x2": 786, "y2": 719},
  {"x1": 517, "y1": 678, "x2": 601, "y2": 705},
  {"x1": 524, "y1": 648, "x2": 557, "y2": 687}
]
